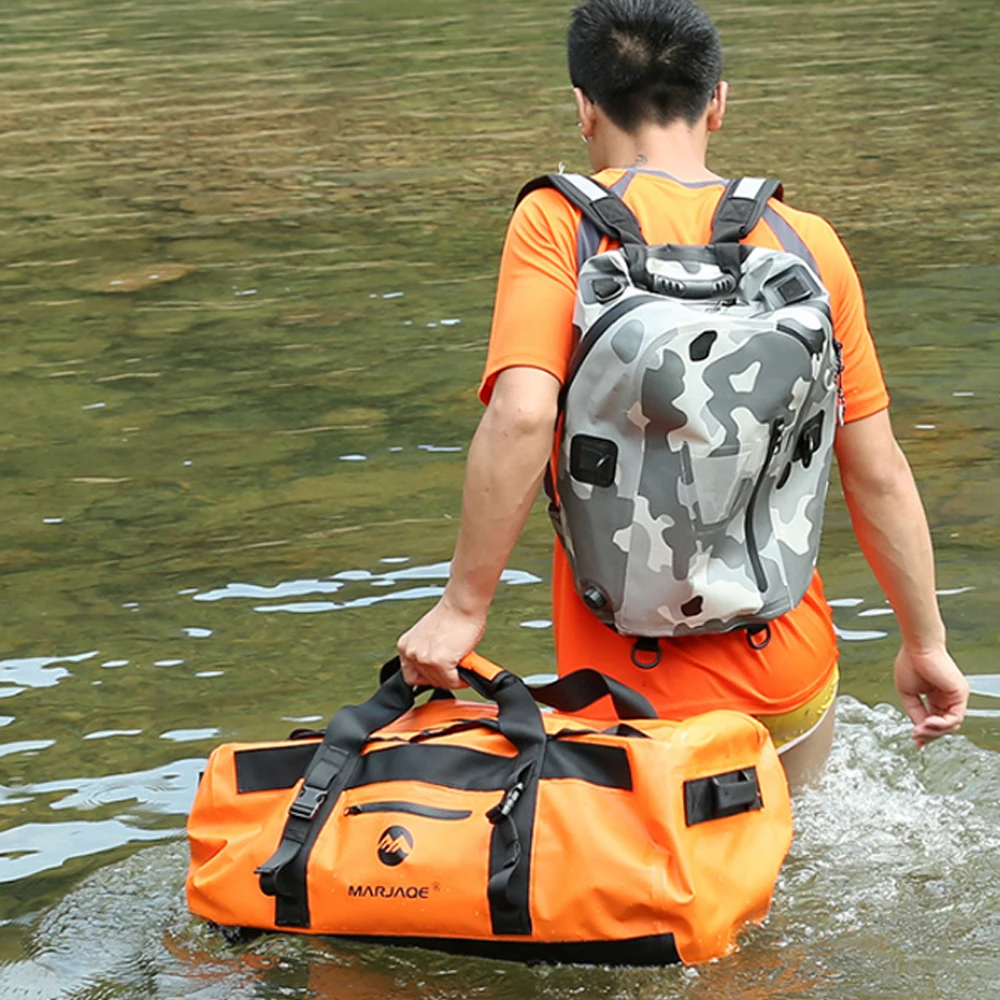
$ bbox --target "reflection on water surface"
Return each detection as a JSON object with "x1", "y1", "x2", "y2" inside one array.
[{"x1": 0, "y1": 0, "x2": 997, "y2": 997}]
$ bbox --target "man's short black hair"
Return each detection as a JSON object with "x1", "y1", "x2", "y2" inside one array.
[{"x1": 568, "y1": 0, "x2": 724, "y2": 132}]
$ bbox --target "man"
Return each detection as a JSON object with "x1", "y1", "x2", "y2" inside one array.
[{"x1": 397, "y1": 0, "x2": 967, "y2": 784}]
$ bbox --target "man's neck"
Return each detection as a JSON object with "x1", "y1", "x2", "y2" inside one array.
[{"x1": 591, "y1": 118, "x2": 719, "y2": 182}]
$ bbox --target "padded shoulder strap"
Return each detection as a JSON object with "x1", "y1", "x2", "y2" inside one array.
[
  {"x1": 516, "y1": 173, "x2": 646, "y2": 247},
  {"x1": 710, "y1": 177, "x2": 784, "y2": 244}
]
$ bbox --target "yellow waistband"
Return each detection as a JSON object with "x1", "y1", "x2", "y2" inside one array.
[{"x1": 755, "y1": 665, "x2": 839, "y2": 749}]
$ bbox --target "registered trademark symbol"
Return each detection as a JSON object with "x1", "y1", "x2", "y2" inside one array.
[{"x1": 432, "y1": 882, "x2": 441, "y2": 892}]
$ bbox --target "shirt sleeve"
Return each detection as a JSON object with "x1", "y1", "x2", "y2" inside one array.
[
  {"x1": 812, "y1": 218, "x2": 891, "y2": 423},
  {"x1": 478, "y1": 188, "x2": 582, "y2": 404}
]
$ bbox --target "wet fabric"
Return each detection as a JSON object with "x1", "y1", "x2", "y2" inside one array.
[{"x1": 759, "y1": 664, "x2": 839, "y2": 749}]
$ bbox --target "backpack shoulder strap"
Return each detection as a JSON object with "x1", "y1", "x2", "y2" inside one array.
[
  {"x1": 710, "y1": 177, "x2": 784, "y2": 244},
  {"x1": 515, "y1": 173, "x2": 647, "y2": 247}
]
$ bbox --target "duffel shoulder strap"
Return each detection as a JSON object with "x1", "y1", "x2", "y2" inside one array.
[
  {"x1": 515, "y1": 173, "x2": 647, "y2": 248},
  {"x1": 710, "y1": 176, "x2": 784, "y2": 244},
  {"x1": 527, "y1": 669, "x2": 658, "y2": 721}
]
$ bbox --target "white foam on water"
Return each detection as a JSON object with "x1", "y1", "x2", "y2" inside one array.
[
  {"x1": 198, "y1": 563, "x2": 542, "y2": 615},
  {"x1": 159, "y1": 728, "x2": 219, "y2": 743},
  {"x1": 82, "y1": 729, "x2": 143, "y2": 741},
  {"x1": 749, "y1": 698, "x2": 1000, "y2": 999},
  {"x1": 0, "y1": 651, "x2": 98, "y2": 691},
  {"x1": 833, "y1": 625, "x2": 889, "y2": 641}
]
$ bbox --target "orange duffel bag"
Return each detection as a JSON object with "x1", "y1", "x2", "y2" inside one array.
[{"x1": 187, "y1": 653, "x2": 792, "y2": 965}]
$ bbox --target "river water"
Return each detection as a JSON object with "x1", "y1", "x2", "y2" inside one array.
[{"x1": 0, "y1": 0, "x2": 997, "y2": 997}]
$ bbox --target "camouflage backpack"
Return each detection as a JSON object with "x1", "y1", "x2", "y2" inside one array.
[{"x1": 516, "y1": 173, "x2": 843, "y2": 663}]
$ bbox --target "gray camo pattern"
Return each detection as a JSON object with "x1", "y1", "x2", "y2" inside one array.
[{"x1": 558, "y1": 244, "x2": 839, "y2": 637}]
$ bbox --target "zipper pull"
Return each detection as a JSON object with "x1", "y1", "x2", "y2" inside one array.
[
  {"x1": 487, "y1": 782, "x2": 525, "y2": 824},
  {"x1": 833, "y1": 339, "x2": 847, "y2": 427},
  {"x1": 771, "y1": 417, "x2": 786, "y2": 452}
]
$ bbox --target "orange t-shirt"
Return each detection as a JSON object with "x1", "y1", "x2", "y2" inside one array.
[{"x1": 480, "y1": 168, "x2": 890, "y2": 719}]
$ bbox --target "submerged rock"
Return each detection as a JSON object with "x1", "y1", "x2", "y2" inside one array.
[{"x1": 88, "y1": 263, "x2": 196, "y2": 294}]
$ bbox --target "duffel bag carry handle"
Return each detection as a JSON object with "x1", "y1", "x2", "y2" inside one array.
[
  {"x1": 289, "y1": 656, "x2": 546, "y2": 824},
  {"x1": 382, "y1": 653, "x2": 658, "y2": 721},
  {"x1": 527, "y1": 668, "x2": 658, "y2": 720},
  {"x1": 377, "y1": 653, "x2": 548, "y2": 754}
]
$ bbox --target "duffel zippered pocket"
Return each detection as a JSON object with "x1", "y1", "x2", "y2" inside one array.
[
  {"x1": 344, "y1": 800, "x2": 472, "y2": 821},
  {"x1": 311, "y1": 788, "x2": 499, "y2": 937}
]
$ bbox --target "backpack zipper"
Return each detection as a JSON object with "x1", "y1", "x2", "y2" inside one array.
[
  {"x1": 344, "y1": 801, "x2": 472, "y2": 821},
  {"x1": 745, "y1": 417, "x2": 785, "y2": 592}
]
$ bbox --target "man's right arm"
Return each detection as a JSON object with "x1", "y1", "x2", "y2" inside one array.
[{"x1": 396, "y1": 365, "x2": 561, "y2": 689}]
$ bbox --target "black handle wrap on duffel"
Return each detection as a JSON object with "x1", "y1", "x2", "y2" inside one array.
[{"x1": 255, "y1": 657, "x2": 547, "y2": 933}]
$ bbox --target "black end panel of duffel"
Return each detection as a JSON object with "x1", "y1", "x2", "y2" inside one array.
[{"x1": 341, "y1": 932, "x2": 681, "y2": 966}]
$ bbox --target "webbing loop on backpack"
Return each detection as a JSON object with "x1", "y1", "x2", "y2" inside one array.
[
  {"x1": 745, "y1": 624, "x2": 772, "y2": 651},
  {"x1": 630, "y1": 638, "x2": 662, "y2": 670}
]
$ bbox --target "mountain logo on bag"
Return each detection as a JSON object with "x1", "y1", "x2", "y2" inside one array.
[{"x1": 377, "y1": 826, "x2": 413, "y2": 866}]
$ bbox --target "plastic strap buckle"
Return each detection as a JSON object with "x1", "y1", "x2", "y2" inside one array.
[{"x1": 288, "y1": 784, "x2": 328, "y2": 821}]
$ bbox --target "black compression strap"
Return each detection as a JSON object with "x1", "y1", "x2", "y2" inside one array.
[
  {"x1": 710, "y1": 177, "x2": 784, "y2": 244},
  {"x1": 516, "y1": 173, "x2": 646, "y2": 247},
  {"x1": 257, "y1": 659, "x2": 548, "y2": 935},
  {"x1": 255, "y1": 667, "x2": 419, "y2": 926},
  {"x1": 528, "y1": 669, "x2": 658, "y2": 720}
]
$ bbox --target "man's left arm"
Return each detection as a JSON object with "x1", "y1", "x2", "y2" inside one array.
[{"x1": 835, "y1": 410, "x2": 969, "y2": 745}]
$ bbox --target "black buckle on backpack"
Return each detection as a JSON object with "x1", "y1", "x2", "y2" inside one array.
[{"x1": 793, "y1": 412, "x2": 825, "y2": 469}]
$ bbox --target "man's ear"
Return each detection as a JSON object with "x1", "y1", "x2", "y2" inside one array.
[
  {"x1": 573, "y1": 87, "x2": 598, "y2": 140},
  {"x1": 706, "y1": 81, "x2": 728, "y2": 133}
]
